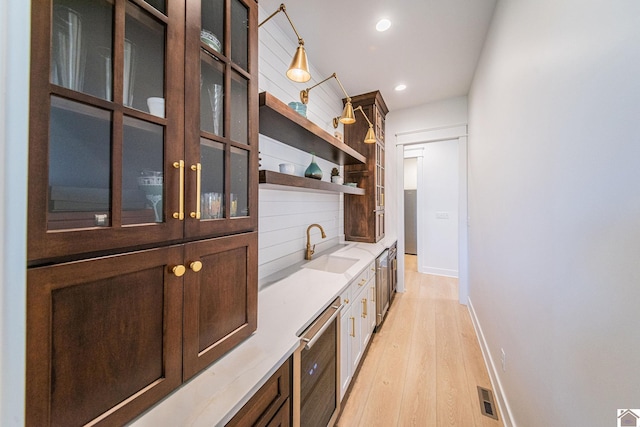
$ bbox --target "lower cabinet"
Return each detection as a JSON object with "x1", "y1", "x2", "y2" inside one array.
[
  {"x1": 26, "y1": 232, "x2": 257, "y2": 427},
  {"x1": 183, "y1": 233, "x2": 258, "y2": 379},
  {"x1": 227, "y1": 358, "x2": 291, "y2": 427},
  {"x1": 339, "y1": 261, "x2": 376, "y2": 400}
]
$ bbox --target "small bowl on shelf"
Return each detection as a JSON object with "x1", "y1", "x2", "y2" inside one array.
[
  {"x1": 279, "y1": 163, "x2": 295, "y2": 175},
  {"x1": 287, "y1": 101, "x2": 307, "y2": 117},
  {"x1": 344, "y1": 182, "x2": 357, "y2": 188}
]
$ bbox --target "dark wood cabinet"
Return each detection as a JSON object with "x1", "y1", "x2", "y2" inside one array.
[
  {"x1": 226, "y1": 358, "x2": 291, "y2": 427},
  {"x1": 28, "y1": 0, "x2": 258, "y2": 264},
  {"x1": 343, "y1": 91, "x2": 388, "y2": 243},
  {"x1": 27, "y1": 0, "x2": 259, "y2": 425},
  {"x1": 26, "y1": 246, "x2": 184, "y2": 427},
  {"x1": 183, "y1": 232, "x2": 258, "y2": 380}
]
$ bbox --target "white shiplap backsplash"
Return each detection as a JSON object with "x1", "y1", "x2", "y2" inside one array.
[{"x1": 257, "y1": 4, "x2": 347, "y2": 279}]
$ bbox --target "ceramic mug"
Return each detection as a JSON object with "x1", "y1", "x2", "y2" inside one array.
[{"x1": 147, "y1": 97, "x2": 165, "y2": 118}]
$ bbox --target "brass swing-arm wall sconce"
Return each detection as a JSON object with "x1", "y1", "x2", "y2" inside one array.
[
  {"x1": 259, "y1": 3, "x2": 311, "y2": 83},
  {"x1": 332, "y1": 105, "x2": 376, "y2": 143},
  {"x1": 300, "y1": 72, "x2": 355, "y2": 125},
  {"x1": 356, "y1": 106, "x2": 377, "y2": 143}
]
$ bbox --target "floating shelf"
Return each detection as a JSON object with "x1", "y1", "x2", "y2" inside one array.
[
  {"x1": 258, "y1": 92, "x2": 366, "y2": 165},
  {"x1": 259, "y1": 170, "x2": 365, "y2": 195}
]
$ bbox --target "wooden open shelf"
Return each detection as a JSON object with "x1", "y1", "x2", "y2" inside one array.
[
  {"x1": 259, "y1": 170, "x2": 365, "y2": 195},
  {"x1": 258, "y1": 92, "x2": 366, "y2": 165}
]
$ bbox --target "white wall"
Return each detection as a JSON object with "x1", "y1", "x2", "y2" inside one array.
[
  {"x1": 420, "y1": 140, "x2": 459, "y2": 277},
  {"x1": 0, "y1": 1, "x2": 29, "y2": 425},
  {"x1": 467, "y1": 1, "x2": 640, "y2": 426},
  {"x1": 257, "y1": 4, "x2": 347, "y2": 279},
  {"x1": 387, "y1": 97, "x2": 467, "y2": 292}
]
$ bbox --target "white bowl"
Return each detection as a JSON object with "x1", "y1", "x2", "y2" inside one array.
[{"x1": 279, "y1": 163, "x2": 295, "y2": 174}]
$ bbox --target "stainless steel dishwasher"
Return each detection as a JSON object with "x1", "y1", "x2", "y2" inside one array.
[
  {"x1": 375, "y1": 249, "x2": 389, "y2": 328},
  {"x1": 293, "y1": 297, "x2": 342, "y2": 427}
]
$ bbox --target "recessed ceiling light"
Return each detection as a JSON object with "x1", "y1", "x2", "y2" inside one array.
[
  {"x1": 376, "y1": 19, "x2": 391, "y2": 32},
  {"x1": 395, "y1": 84, "x2": 407, "y2": 91}
]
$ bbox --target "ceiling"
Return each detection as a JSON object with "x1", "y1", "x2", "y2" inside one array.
[{"x1": 258, "y1": 0, "x2": 497, "y2": 112}]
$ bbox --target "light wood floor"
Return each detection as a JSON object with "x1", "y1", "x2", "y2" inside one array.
[{"x1": 336, "y1": 255, "x2": 503, "y2": 427}]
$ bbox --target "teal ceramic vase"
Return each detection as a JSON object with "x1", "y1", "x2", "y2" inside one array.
[{"x1": 304, "y1": 154, "x2": 323, "y2": 180}]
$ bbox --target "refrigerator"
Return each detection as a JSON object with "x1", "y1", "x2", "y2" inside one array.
[{"x1": 404, "y1": 189, "x2": 417, "y2": 254}]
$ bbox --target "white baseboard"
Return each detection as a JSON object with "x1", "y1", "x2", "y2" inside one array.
[
  {"x1": 467, "y1": 297, "x2": 516, "y2": 427},
  {"x1": 419, "y1": 266, "x2": 458, "y2": 278}
]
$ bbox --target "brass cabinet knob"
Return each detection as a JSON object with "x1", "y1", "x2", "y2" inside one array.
[
  {"x1": 171, "y1": 265, "x2": 186, "y2": 277},
  {"x1": 344, "y1": 298, "x2": 350, "y2": 304},
  {"x1": 189, "y1": 261, "x2": 203, "y2": 272}
]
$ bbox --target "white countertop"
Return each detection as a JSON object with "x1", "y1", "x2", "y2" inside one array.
[{"x1": 129, "y1": 239, "x2": 390, "y2": 427}]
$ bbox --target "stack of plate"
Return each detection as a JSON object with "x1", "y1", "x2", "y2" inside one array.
[{"x1": 200, "y1": 29, "x2": 221, "y2": 52}]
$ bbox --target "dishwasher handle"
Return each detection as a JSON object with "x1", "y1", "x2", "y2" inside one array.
[{"x1": 301, "y1": 298, "x2": 342, "y2": 350}]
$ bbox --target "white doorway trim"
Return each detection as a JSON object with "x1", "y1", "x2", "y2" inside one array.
[{"x1": 395, "y1": 125, "x2": 469, "y2": 305}]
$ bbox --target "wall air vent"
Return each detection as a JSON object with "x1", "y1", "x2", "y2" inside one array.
[{"x1": 477, "y1": 386, "x2": 499, "y2": 420}]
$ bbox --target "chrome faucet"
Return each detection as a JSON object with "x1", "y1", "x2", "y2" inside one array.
[{"x1": 305, "y1": 223, "x2": 326, "y2": 260}]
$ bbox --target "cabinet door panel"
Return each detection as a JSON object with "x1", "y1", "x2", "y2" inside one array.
[
  {"x1": 339, "y1": 312, "x2": 352, "y2": 400},
  {"x1": 26, "y1": 246, "x2": 183, "y2": 427},
  {"x1": 184, "y1": 0, "x2": 257, "y2": 239},
  {"x1": 28, "y1": 0, "x2": 185, "y2": 263},
  {"x1": 183, "y1": 232, "x2": 258, "y2": 379}
]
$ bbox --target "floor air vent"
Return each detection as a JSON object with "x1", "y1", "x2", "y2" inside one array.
[{"x1": 477, "y1": 386, "x2": 499, "y2": 420}]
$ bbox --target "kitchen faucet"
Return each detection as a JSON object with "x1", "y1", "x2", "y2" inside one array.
[{"x1": 305, "y1": 223, "x2": 326, "y2": 260}]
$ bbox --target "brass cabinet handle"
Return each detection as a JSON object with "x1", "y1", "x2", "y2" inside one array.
[
  {"x1": 362, "y1": 298, "x2": 367, "y2": 318},
  {"x1": 189, "y1": 261, "x2": 203, "y2": 272},
  {"x1": 172, "y1": 160, "x2": 185, "y2": 220},
  {"x1": 371, "y1": 286, "x2": 375, "y2": 302},
  {"x1": 344, "y1": 298, "x2": 350, "y2": 304},
  {"x1": 350, "y1": 317, "x2": 355, "y2": 337},
  {"x1": 358, "y1": 278, "x2": 366, "y2": 287},
  {"x1": 189, "y1": 163, "x2": 202, "y2": 219},
  {"x1": 171, "y1": 265, "x2": 186, "y2": 277}
]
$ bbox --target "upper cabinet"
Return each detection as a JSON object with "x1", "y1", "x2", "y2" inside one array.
[
  {"x1": 343, "y1": 91, "x2": 388, "y2": 243},
  {"x1": 184, "y1": 0, "x2": 259, "y2": 239},
  {"x1": 28, "y1": 0, "x2": 258, "y2": 264}
]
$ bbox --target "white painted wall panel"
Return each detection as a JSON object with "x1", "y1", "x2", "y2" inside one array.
[
  {"x1": 0, "y1": 1, "x2": 29, "y2": 424},
  {"x1": 257, "y1": 4, "x2": 347, "y2": 278},
  {"x1": 468, "y1": 1, "x2": 640, "y2": 426},
  {"x1": 421, "y1": 140, "x2": 459, "y2": 277}
]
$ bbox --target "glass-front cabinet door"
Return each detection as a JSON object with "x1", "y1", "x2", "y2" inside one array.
[
  {"x1": 184, "y1": 0, "x2": 258, "y2": 238},
  {"x1": 29, "y1": 0, "x2": 185, "y2": 262}
]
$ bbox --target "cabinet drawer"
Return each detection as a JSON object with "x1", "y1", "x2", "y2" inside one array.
[
  {"x1": 227, "y1": 358, "x2": 291, "y2": 427},
  {"x1": 352, "y1": 267, "x2": 369, "y2": 291},
  {"x1": 340, "y1": 286, "x2": 351, "y2": 310},
  {"x1": 368, "y1": 261, "x2": 376, "y2": 280}
]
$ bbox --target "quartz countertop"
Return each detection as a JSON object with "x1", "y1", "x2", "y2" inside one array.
[{"x1": 129, "y1": 239, "x2": 391, "y2": 427}]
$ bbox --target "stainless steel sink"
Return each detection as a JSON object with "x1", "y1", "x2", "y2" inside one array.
[{"x1": 302, "y1": 254, "x2": 358, "y2": 274}]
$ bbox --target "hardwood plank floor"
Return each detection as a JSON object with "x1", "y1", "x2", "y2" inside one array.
[{"x1": 336, "y1": 255, "x2": 503, "y2": 427}]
